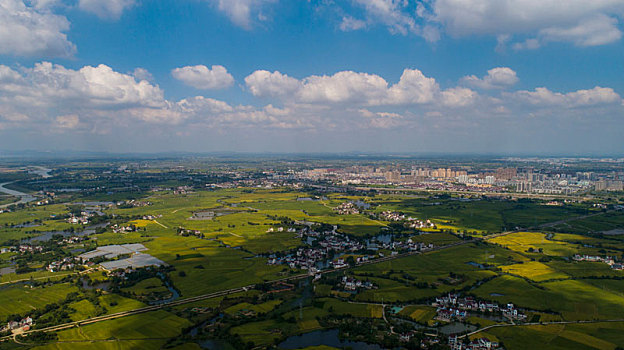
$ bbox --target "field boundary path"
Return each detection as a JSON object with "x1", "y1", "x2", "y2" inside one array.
[
  {"x1": 459, "y1": 319, "x2": 624, "y2": 339},
  {"x1": 538, "y1": 208, "x2": 621, "y2": 229},
  {"x1": 152, "y1": 220, "x2": 168, "y2": 228},
  {"x1": 0, "y1": 268, "x2": 96, "y2": 286}
]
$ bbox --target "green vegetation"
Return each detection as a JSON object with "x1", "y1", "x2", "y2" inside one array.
[{"x1": 0, "y1": 163, "x2": 622, "y2": 350}]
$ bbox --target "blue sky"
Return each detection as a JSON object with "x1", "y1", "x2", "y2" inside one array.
[{"x1": 0, "y1": 0, "x2": 623, "y2": 154}]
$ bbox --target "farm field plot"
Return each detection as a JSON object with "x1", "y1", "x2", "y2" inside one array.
[
  {"x1": 408, "y1": 232, "x2": 462, "y2": 245},
  {"x1": 500, "y1": 261, "x2": 569, "y2": 281},
  {"x1": 230, "y1": 319, "x2": 290, "y2": 346},
  {"x1": 371, "y1": 198, "x2": 589, "y2": 233},
  {"x1": 33, "y1": 340, "x2": 171, "y2": 350},
  {"x1": 27, "y1": 310, "x2": 192, "y2": 350},
  {"x1": 224, "y1": 299, "x2": 283, "y2": 315},
  {"x1": 351, "y1": 244, "x2": 503, "y2": 302},
  {"x1": 397, "y1": 305, "x2": 436, "y2": 323},
  {"x1": 319, "y1": 298, "x2": 383, "y2": 318},
  {"x1": 552, "y1": 211, "x2": 624, "y2": 235},
  {"x1": 546, "y1": 260, "x2": 623, "y2": 278},
  {"x1": 0, "y1": 282, "x2": 78, "y2": 320},
  {"x1": 473, "y1": 275, "x2": 624, "y2": 320},
  {"x1": 121, "y1": 277, "x2": 169, "y2": 296},
  {"x1": 488, "y1": 231, "x2": 580, "y2": 256},
  {"x1": 483, "y1": 322, "x2": 624, "y2": 350}
]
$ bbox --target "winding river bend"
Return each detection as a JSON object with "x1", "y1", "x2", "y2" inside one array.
[
  {"x1": 0, "y1": 167, "x2": 51, "y2": 208},
  {"x1": 0, "y1": 182, "x2": 36, "y2": 208}
]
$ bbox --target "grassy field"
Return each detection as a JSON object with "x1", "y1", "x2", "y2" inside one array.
[
  {"x1": 350, "y1": 243, "x2": 509, "y2": 302},
  {"x1": 0, "y1": 282, "x2": 78, "y2": 320},
  {"x1": 488, "y1": 231, "x2": 582, "y2": 256},
  {"x1": 224, "y1": 299, "x2": 283, "y2": 315},
  {"x1": 552, "y1": 211, "x2": 624, "y2": 235},
  {"x1": 408, "y1": 232, "x2": 463, "y2": 245},
  {"x1": 319, "y1": 298, "x2": 383, "y2": 318},
  {"x1": 27, "y1": 309, "x2": 192, "y2": 349},
  {"x1": 397, "y1": 305, "x2": 436, "y2": 323},
  {"x1": 371, "y1": 197, "x2": 591, "y2": 233},
  {"x1": 472, "y1": 275, "x2": 624, "y2": 321},
  {"x1": 121, "y1": 277, "x2": 168, "y2": 296},
  {"x1": 481, "y1": 322, "x2": 624, "y2": 350}
]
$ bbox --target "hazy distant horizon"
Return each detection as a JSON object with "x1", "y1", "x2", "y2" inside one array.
[{"x1": 0, "y1": 149, "x2": 622, "y2": 161}]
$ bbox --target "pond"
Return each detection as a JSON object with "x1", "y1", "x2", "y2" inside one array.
[
  {"x1": 199, "y1": 339, "x2": 232, "y2": 350},
  {"x1": 364, "y1": 234, "x2": 393, "y2": 251},
  {"x1": 189, "y1": 208, "x2": 241, "y2": 221},
  {"x1": 438, "y1": 322, "x2": 477, "y2": 335},
  {"x1": 278, "y1": 329, "x2": 384, "y2": 349},
  {"x1": 466, "y1": 261, "x2": 486, "y2": 269},
  {"x1": 20, "y1": 222, "x2": 109, "y2": 243},
  {"x1": 80, "y1": 277, "x2": 111, "y2": 291}
]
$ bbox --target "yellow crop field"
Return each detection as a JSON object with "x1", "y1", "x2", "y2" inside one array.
[
  {"x1": 399, "y1": 305, "x2": 436, "y2": 323},
  {"x1": 129, "y1": 219, "x2": 153, "y2": 227},
  {"x1": 488, "y1": 232, "x2": 577, "y2": 256},
  {"x1": 501, "y1": 261, "x2": 568, "y2": 281}
]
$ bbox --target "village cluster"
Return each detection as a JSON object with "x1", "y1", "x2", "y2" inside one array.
[
  {"x1": 340, "y1": 275, "x2": 375, "y2": 291},
  {"x1": 47, "y1": 256, "x2": 75, "y2": 272},
  {"x1": 267, "y1": 224, "x2": 434, "y2": 273},
  {"x1": 112, "y1": 224, "x2": 139, "y2": 234},
  {"x1": 433, "y1": 294, "x2": 526, "y2": 322},
  {"x1": 333, "y1": 202, "x2": 361, "y2": 215},
  {"x1": 573, "y1": 254, "x2": 624, "y2": 270},
  {"x1": 2, "y1": 244, "x2": 44, "y2": 254},
  {"x1": 378, "y1": 211, "x2": 438, "y2": 229},
  {"x1": 448, "y1": 335, "x2": 503, "y2": 350},
  {"x1": 117, "y1": 199, "x2": 152, "y2": 207},
  {"x1": 67, "y1": 211, "x2": 93, "y2": 225},
  {"x1": 266, "y1": 226, "x2": 297, "y2": 233},
  {"x1": 1, "y1": 316, "x2": 33, "y2": 334}
]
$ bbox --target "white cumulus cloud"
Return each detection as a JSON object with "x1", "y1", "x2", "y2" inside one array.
[
  {"x1": 0, "y1": 0, "x2": 76, "y2": 57},
  {"x1": 511, "y1": 86, "x2": 622, "y2": 107},
  {"x1": 245, "y1": 68, "x2": 473, "y2": 107},
  {"x1": 340, "y1": 16, "x2": 367, "y2": 31},
  {"x1": 350, "y1": 0, "x2": 417, "y2": 35},
  {"x1": 245, "y1": 70, "x2": 302, "y2": 98},
  {"x1": 461, "y1": 67, "x2": 519, "y2": 89},
  {"x1": 299, "y1": 71, "x2": 389, "y2": 104},
  {"x1": 172, "y1": 65, "x2": 235, "y2": 90},
  {"x1": 431, "y1": 0, "x2": 624, "y2": 48},
  {"x1": 0, "y1": 62, "x2": 166, "y2": 115},
  {"x1": 209, "y1": 0, "x2": 277, "y2": 29},
  {"x1": 78, "y1": 0, "x2": 136, "y2": 20}
]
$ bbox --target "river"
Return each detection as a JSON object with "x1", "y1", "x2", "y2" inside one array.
[
  {"x1": 27, "y1": 166, "x2": 52, "y2": 178},
  {"x1": 0, "y1": 182, "x2": 37, "y2": 208},
  {"x1": 20, "y1": 222, "x2": 109, "y2": 243},
  {"x1": 0, "y1": 167, "x2": 52, "y2": 208}
]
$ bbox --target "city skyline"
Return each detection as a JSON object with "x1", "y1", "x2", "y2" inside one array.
[{"x1": 0, "y1": 0, "x2": 623, "y2": 154}]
